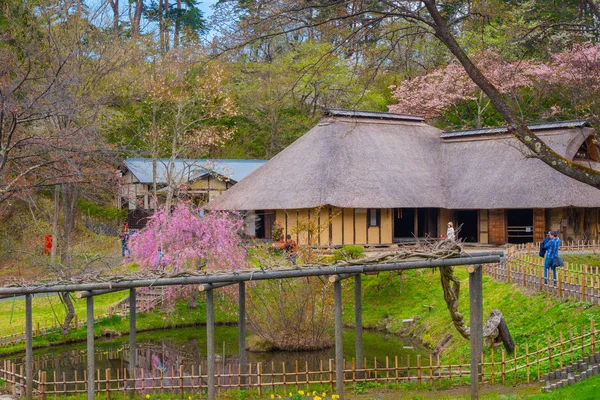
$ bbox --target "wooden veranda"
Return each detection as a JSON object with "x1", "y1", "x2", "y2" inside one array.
[{"x1": 0, "y1": 252, "x2": 503, "y2": 400}]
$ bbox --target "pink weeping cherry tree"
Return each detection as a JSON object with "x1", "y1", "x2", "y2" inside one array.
[{"x1": 128, "y1": 203, "x2": 247, "y2": 307}]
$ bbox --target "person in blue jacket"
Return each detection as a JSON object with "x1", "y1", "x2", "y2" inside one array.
[{"x1": 543, "y1": 231, "x2": 561, "y2": 285}]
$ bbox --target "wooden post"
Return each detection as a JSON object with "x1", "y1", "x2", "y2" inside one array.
[
  {"x1": 87, "y1": 296, "x2": 95, "y2": 400},
  {"x1": 469, "y1": 265, "x2": 483, "y2": 400},
  {"x1": 129, "y1": 288, "x2": 136, "y2": 374},
  {"x1": 25, "y1": 294, "x2": 33, "y2": 400},
  {"x1": 354, "y1": 275, "x2": 363, "y2": 380},
  {"x1": 238, "y1": 282, "x2": 247, "y2": 387},
  {"x1": 206, "y1": 289, "x2": 215, "y2": 400},
  {"x1": 334, "y1": 280, "x2": 344, "y2": 399}
]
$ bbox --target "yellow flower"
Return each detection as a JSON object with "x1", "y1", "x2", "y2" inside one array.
[
  {"x1": 289, "y1": 393, "x2": 293, "y2": 397},
  {"x1": 277, "y1": 396, "x2": 282, "y2": 399},
  {"x1": 331, "y1": 395, "x2": 339, "y2": 399},
  {"x1": 312, "y1": 392, "x2": 317, "y2": 396},
  {"x1": 313, "y1": 396, "x2": 322, "y2": 400},
  {"x1": 145, "y1": 395, "x2": 150, "y2": 399},
  {"x1": 270, "y1": 395, "x2": 275, "y2": 399},
  {"x1": 322, "y1": 393, "x2": 327, "y2": 397},
  {"x1": 298, "y1": 390, "x2": 305, "y2": 395}
]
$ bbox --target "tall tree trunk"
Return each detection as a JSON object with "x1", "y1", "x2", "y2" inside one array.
[
  {"x1": 159, "y1": 0, "x2": 165, "y2": 52},
  {"x1": 60, "y1": 183, "x2": 78, "y2": 336},
  {"x1": 174, "y1": 0, "x2": 181, "y2": 48},
  {"x1": 60, "y1": 292, "x2": 75, "y2": 336},
  {"x1": 131, "y1": 0, "x2": 143, "y2": 36},
  {"x1": 51, "y1": 185, "x2": 60, "y2": 264},
  {"x1": 164, "y1": 0, "x2": 170, "y2": 51},
  {"x1": 108, "y1": 0, "x2": 119, "y2": 33}
]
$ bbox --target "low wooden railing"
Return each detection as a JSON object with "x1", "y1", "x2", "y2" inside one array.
[{"x1": 1, "y1": 321, "x2": 597, "y2": 398}]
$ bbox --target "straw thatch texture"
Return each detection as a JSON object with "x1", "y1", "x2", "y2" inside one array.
[{"x1": 209, "y1": 116, "x2": 600, "y2": 211}]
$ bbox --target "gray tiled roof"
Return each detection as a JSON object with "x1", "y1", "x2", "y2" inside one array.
[
  {"x1": 441, "y1": 120, "x2": 591, "y2": 139},
  {"x1": 123, "y1": 158, "x2": 267, "y2": 184}
]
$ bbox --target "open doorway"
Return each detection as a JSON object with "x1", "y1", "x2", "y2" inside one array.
[
  {"x1": 393, "y1": 208, "x2": 415, "y2": 240},
  {"x1": 506, "y1": 209, "x2": 534, "y2": 244},
  {"x1": 418, "y1": 208, "x2": 439, "y2": 238},
  {"x1": 455, "y1": 210, "x2": 478, "y2": 243},
  {"x1": 255, "y1": 210, "x2": 275, "y2": 239},
  {"x1": 394, "y1": 208, "x2": 439, "y2": 240}
]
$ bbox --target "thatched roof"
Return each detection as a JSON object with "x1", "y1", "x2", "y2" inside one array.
[{"x1": 208, "y1": 112, "x2": 600, "y2": 211}]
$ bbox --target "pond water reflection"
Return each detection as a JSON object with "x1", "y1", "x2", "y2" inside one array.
[{"x1": 4, "y1": 325, "x2": 428, "y2": 385}]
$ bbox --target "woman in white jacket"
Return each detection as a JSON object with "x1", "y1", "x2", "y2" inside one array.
[{"x1": 447, "y1": 222, "x2": 455, "y2": 241}]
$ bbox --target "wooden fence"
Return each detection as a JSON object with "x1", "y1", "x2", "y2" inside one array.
[
  {"x1": 485, "y1": 241, "x2": 600, "y2": 303},
  {"x1": 1, "y1": 321, "x2": 597, "y2": 398}
]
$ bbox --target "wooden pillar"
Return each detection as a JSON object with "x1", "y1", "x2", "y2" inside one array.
[
  {"x1": 533, "y1": 209, "x2": 546, "y2": 243},
  {"x1": 334, "y1": 280, "x2": 344, "y2": 398},
  {"x1": 354, "y1": 275, "x2": 363, "y2": 379},
  {"x1": 129, "y1": 288, "x2": 136, "y2": 372},
  {"x1": 206, "y1": 289, "x2": 215, "y2": 400},
  {"x1": 238, "y1": 282, "x2": 247, "y2": 386},
  {"x1": 87, "y1": 296, "x2": 94, "y2": 400},
  {"x1": 25, "y1": 294, "x2": 33, "y2": 400},
  {"x1": 469, "y1": 265, "x2": 483, "y2": 399}
]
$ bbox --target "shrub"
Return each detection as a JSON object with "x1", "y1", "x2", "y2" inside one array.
[{"x1": 332, "y1": 245, "x2": 364, "y2": 261}]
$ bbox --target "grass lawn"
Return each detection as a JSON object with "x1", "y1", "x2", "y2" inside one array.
[
  {"x1": 0, "y1": 290, "x2": 128, "y2": 336},
  {"x1": 343, "y1": 266, "x2": 600, "y2": 358},
  {"x1": 562, "y1": 253, "x2": 600, "y2": 267}
]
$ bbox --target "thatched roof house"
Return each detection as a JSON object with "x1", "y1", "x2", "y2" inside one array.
[{"x1": 209, "y1": 110, "x2": 600, "y2": 245}]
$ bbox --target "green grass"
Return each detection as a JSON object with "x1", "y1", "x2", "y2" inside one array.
[
  {"x1": 342, "y1": 267, "x2": 600, "y2": 358},
  {"x1": 562, "y1": 254, "x2": 600, "y2": 267},
  {"x1": 0, "y1": 290, "x2": 128, "y2": 336}
]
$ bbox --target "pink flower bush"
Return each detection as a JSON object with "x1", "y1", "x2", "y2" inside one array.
[{"x1": 129, "y1": 204, "x2": 246, "y2": 272}]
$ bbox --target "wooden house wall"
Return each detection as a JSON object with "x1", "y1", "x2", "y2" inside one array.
[{"x1": 275, "y1": 207, "x2": 393, "y2": 246}]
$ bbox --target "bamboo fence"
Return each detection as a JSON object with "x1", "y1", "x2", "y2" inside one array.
[
  {"x1": 0, "y1": 321, "x2": 597, "y2": 398},
  {"x1": 486, "y1": 241, "x2": 600, "y2": 302}
]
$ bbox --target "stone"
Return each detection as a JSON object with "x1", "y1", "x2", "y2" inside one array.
[{"x1": 582, "y1": 371, "x2": 588, "y2": 379}]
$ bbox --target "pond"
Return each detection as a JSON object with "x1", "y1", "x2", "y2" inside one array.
[{"x1": 4, "y1": 325, "x2": 429, "y2": 383}]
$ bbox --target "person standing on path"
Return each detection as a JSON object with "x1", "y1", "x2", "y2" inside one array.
[
  {"x1": 446, "y1": 222, "x2": 455, "y2": 241},
  {"x1": 120, "y1": 230, "x2": 130, "y2": 257},
  {"x1": 543, "y1": 231, "x2": 561, "y2": 285}
]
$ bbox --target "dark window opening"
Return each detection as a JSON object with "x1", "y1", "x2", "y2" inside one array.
[
  {"x1": 455, "y1": 210, "x2": 478, "y2": 243},
  {"x1": 506, "y1": 209, "x2": 534, "y2": 244}
]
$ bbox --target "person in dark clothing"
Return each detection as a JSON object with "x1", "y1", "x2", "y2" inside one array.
[
  {"x1": 120, "y1": 231, "x2": 130, "y2": 257},
  {"x1": 284, "y1": 234, "x2": 297, "y2": 265}
]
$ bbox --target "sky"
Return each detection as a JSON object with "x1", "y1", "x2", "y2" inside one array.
[{"x1": 199, "y1": 0, "x2": 219, "y2": 20}]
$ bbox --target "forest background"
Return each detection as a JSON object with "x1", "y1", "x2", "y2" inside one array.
[{"x1": 3, "y1": 0, "x2": 600, "y2": 279}]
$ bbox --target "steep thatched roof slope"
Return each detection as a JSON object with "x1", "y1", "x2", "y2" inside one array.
[
  {"x1": 209, "y1": 117, "x2": 444, "y2": 210},
  {"x1": 209, "y1": 113, "x2": 600, "y2": 211},
  {"x1": 442, "y1": 128, "x2": 599, "y2": 209}
]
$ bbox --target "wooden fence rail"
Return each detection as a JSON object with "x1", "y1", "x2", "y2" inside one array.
[
  {"x1": 486, "y1": 241, "x2": 600, "y2": 303},
  {"x1": 1, "y1": 321, "x2": 596, "y2": 398}
]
